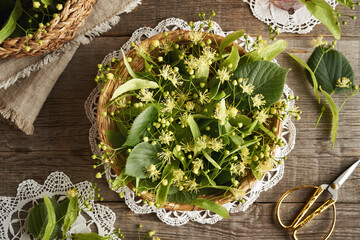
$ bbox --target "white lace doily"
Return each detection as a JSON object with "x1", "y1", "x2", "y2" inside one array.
[
  {"x1": 85, "y1": 18, "x2": 297, "y2": 226},
  {"x1": 243, "y1": 0, "x2": 337, "y2": 34},
  {"x1": 0, "y1": 172, "x2": 118, "y2": 240}
]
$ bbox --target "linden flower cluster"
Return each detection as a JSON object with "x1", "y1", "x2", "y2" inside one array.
[{"x1": 93, "y1": 12, "x2": 299, "y2": 212}]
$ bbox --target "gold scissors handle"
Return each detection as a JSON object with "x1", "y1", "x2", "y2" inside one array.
[{"x1": 275, "y1": 185, "x2": 336, "y2": 240}]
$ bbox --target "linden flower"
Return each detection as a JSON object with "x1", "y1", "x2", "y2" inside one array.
[
  {"x1": 230, "y1": 188, "x2": 246, "y2": 200},
  {"x1": 192, "y1": 158, "x2": 204, "y2": 175},
  {"x1": 146, "y1": 164, "x2": 161, "y2": 181},
  {"x1": 184, "y1": 179, "x2": 198, "y2": 193},
  {"x1": 178, "y1": 112, "x2": 190, "y2": 127},
  {"x1": 162, "y1": 97, "x2": 176, "y2": 113},
  {"x1": 134, "y1": 44, "x2": 147, "y2": 56},
  {"x1": 176, "y1": 91, "x2": 189, "y2": 103},
  {"x1": 230, "y1": 162, "x2": 246, "y2": 176},
  {"x1": 312, "y1": 36, "x2": 328, "y2": 48},
  {"x1": 227, "y1": 105, "x2": 238, "y2": 118},
  {"x1": 189, "y1": 30, "x2": 203, "y2": 44},
  {"x1": 115, "y1": 97, "x2": 127, "y2": 108},
  {"x1": 252, "y1": 94, "x2": 266, "y2": 108},
  {"x1": 67, "y1": 188, "x2": 78, "y2": 198},
  {"x1": 240, "y1": 147, "x2": 252, "y2": 164},
  {"x1": 198, "y1": 89, "x2": 210, "y2": 105},
  {"x1": 195, "y1": 135, "x2": 209, "y2": 151},
  {"x1": 173, "y1": 169, "x2": 185, "y2": 183},
  {"x1": 139, "y1": 88, "x2": 153, "y2": 103},
  {"x1": 336, "y1": 77, "x2": 351, "y2": 88},
  {"x1": 254, "y1": 39, "x2": 267, "y2": 52},
  {"x1": 182, "y1": 141, "x2": 194, "y2": 153},
  {"x1": 213, "y1": 102, "x2": 227, "y2": 125},
  {"x1": 159, "y1": 42, "x2": 173, "y2": 55},
  {"x1": 159, "y1": 130, "x2": 175, "y2": 145},
  {"x1": 256, "y1": 158, "x2": 276, "y2": 175},
  {"x1": 185, "y1": 101, "x2": 196, "y2": 111},
  {"x1": 254, "y1": 109, "x2": 269, "y2": 124},
  {"x1": 239, "y1": 79, "x2": 255, "y2": 95},
  {"x1": 209, "y1": 138, "x2": 224, "y2": 152},
  {"x1": 159, "y1": 65, "x2": 172, "y2": 80},
  {"x1": 157, "y1": 148, "x2": 173, "y2": 163},
  {"x1": 202, "y1": 46, "x2": 216, "y2": 62},
  {"x1": 217, "y1": 67, "x2": 232, "y2": 84}
]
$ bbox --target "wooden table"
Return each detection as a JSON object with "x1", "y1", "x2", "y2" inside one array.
[{"x1": 1, "y1": 1, "x2": 359, "y2": 239}]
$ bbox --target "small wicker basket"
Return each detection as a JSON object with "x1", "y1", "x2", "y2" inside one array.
[
  {"x1": 0, "y1": 0, "x2": 97, "y2": 58},
  {"x1": 97, "y1": 30, "x2": 283, "y2": 211}
]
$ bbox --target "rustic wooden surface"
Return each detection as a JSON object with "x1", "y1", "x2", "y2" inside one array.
[{"x1": 1, "y1": 0, "x2": 360, "y2": 239}]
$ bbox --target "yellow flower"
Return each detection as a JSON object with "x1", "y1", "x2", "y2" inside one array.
[
  {"x1": 67, "y1": 188, "x2": 78, "y2": 198},
  {"x1": 336, "y1": 77, "x2": 351, "y2": 88},
  {"x1": 312, "y1": 36, "x2": 328, "y2": 48},
  {"x1": 254, "y1": 109, "x2": 269, "y2": 124},
  {"x1": 251, "y1": 94, "x2": 266, "y2": 108},
  {"x1": 146, "y1": 164, "x2": 161, "y2": 181},
  {"x1": 239, "y1": 79, "x2": 254, "y2": 95},
  {"x1": 217, "y1": 67, "x2": 232, "y2": 84}
]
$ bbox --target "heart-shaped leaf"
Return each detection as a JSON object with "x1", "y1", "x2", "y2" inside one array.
[
  {"x1": 124, "y1": 142, "x2": 160, "y2": 178},
  {"x1": 166, "y1": 191, "x2": 199, "y2": 204},
  {"x1": 123, "y1": 106, "x2": 157, "y2": 147},
  {"x1": 106, "y1": 130, "x2": 125, "y2": 148},
  {"x1": 233, "y1": 61, "x2": 290, "y2": 107},
  {"x1": 306, "y1": 47, "x2": 354, "y2": 93}
]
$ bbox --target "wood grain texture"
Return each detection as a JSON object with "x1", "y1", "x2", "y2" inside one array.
[{"x1": 0, "y1": 0, "x2": 359, "y2": 239}]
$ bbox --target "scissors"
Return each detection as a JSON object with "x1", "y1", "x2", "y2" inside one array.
[{"x1": 275, "y1": 159, "x2": 360, "y2": 240}]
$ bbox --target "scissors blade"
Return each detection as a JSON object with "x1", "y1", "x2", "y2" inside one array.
[{"x1": 332, "y1": 159, "x2": 360, "y2": 189}]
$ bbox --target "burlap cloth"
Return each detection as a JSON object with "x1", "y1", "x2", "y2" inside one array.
[{"x1": 0, "y1": 0, "x2": 141, "y2": 135}]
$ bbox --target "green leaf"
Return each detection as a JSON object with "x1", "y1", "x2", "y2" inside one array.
[
  {"x1": 124, "y1": 142, "x2": 160, "y2": 178},
  {"x1": 300, "y1": 0, "x2": 341, "y2": 40},
  {"x1": 110, "y1": 78, "x2": 158, "y2": 101},
  {"x1": 62, "y1": 195, "x2": 79, "y2": 238},
  {"x1": 306, "y1": 47, "x2": 354, "y2": 93},
  {"x1": 121, "y1": 49, "x2": 139, "y2": 79},
  {"x1": 229, "y1": 114, "x2": 252, "y2": 126},
  {"x1": 112, "y1": 171, "x2": 135, "y2": 188},
  {"x1": 335, "y1": 0, "x2": 354, "y2": 8},
  {"x1": 0, "y1": 0, "x2": 22, "y2": 43},
  {"x1": 319, "y1": 87, "x2": 339, "y2": 149},
  {"x1": 220, "y1": 45, "x2": 240, "y2": 72},
  {"x1": 203, "y1": 151, "x2": 221, "y2": 169},
  {"x1": 288, "y1": 53, "x2": 320, "y2": 103},
  {"x1": 202, "y1": 170, "x2": 217, "y2": 187},
  {"x1": 192, "y1": 198, "x2": 230, "y2": 218},
  {"x1": 156, "y1": 160, "x2": 180, "y2": 207},
  {"x1": 225, "y1": 122, "x2": 244, "y2": 146},
  {"x1": 173, "y1": 147, "x2": 187, "y2": 169},
  {"x1": 42, "y1": 195, "x2": 56, "y2": 240},
  {"x1": 105, "y1": 130, "x2": 125, "y2": 148},
  {"x1": 250, "y1": 162, "x2": 262, "y2": 180},
  {"x1": 219, "y1": 30, "x2": 245, "y2": 54},
  {"x1": 115, "y1": 119, "x2": 128, "y2": 138},
  {"x1": 188, "y1": 115, "x2": 201, "y2": 140},
  {"x1": 259, "y1": 40, "x2": 288, "y2": 61},
  {"x1": 72, "y1": 233, "x2": 105, "y2": 240},
  {"x1": 124, "y1": 106, "x2": 158, "y2": 147},
  {"x1": 166, "y1": 191, "x2": 198, "y2": 204},
  {"x1": 233, "y1": 61, "x2": 290, "y2": 107}
]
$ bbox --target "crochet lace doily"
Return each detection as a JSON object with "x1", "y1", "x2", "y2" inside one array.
[
  {"x1": 0, "y1": 172, "x2": 118, "y2": 240},
  {"x1": 243, "y1": 0, "x2": 337, "y2": 34},
  {"x1": 85, "y1": 18, "x2": 297, "y2": 226}
]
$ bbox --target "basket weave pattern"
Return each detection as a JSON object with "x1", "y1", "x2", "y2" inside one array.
[
  {"x1": 0, "y1": 0, "x2": 97, "y2": 58},
  {"x1": 97, "y1": 30, "x2": 283, "y2": 211}
]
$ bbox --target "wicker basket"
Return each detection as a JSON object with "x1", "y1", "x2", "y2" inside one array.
[
  {"x1": 97, "y1": 30, "x2": 283, "y2": 211},
  {"x1": 0, "y1": 0, "x2": 97, "y2": 58}
]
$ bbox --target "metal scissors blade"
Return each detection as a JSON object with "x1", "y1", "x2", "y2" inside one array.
[{"x1": 328, "y1": 159, "x2": 360, "y2": 200}]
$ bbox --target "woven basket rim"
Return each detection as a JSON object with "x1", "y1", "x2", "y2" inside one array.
[
  {"x1": 0, "y1": 0, "x2": 97, "y2": 58},
  {"x1": 97, "y1": 29, "x2": 283, "y2": 211}
]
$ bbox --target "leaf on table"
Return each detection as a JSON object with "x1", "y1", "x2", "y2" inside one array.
[
  {"x1": 192, "y1": 198, "x2": 230, "y2": 218},
  {"x1": 123, "y1": 106, "x2": 158, "y2": 147},
  {"x1": 319, "y1": 87, "x2": 339, "y2": 149},
  {"x1": 300, "y1": 0, "x2": 341, "y2": 40},
  {"x1": 0, "y1": 0, "x2": 23, "y2": 43},
  {"x1": 233, "y1": 61, "x2": 290, "y2": 107},
  {"x1": 306, "y1": 47, "x2": 354, "y2": 93},
  {"x1": 124, "y1": 142, "x2": 160, "y2": 178},
  {"x1": 288, "y1": 53, "x2": 320, "y2": 103},
  {"x1": 110, "y1": 78, "x2": 159, "y2": 101}
]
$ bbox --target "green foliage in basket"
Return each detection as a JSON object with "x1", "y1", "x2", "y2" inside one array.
[
  {"x1": 0, "y1": 0, "x2": 66, "y2": 47},
  {"x1": 289, "y1": 36, "x2": 359, "y2": 149},
  {"x1": 93, "y1": 12, "x2": 300, "y2": 217}
]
